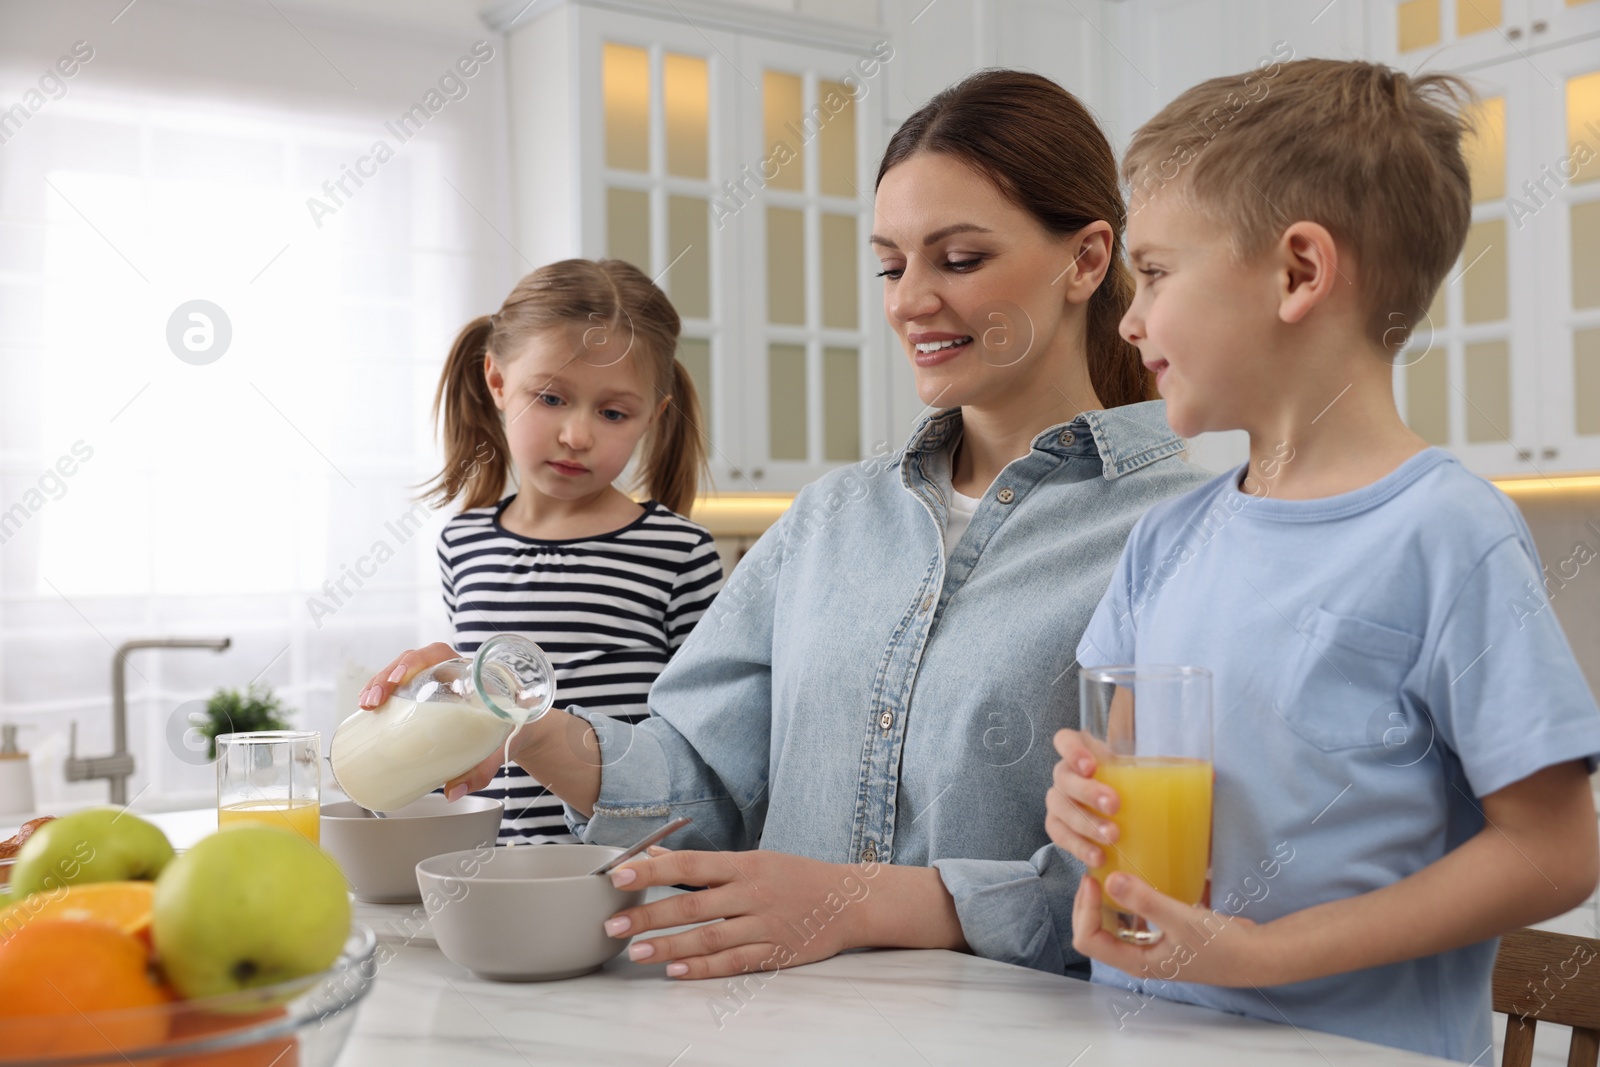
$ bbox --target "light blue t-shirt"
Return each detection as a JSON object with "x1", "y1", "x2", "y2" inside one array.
[{"x1": 1077, "y1": 447, "x2": 1600, "y2": 1063}]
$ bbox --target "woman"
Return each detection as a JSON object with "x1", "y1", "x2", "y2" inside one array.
[{"x1": 359, "y1": 70, "x2": 1211, "y2": 979}]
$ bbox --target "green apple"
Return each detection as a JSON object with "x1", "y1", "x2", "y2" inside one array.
[
  {"x1": 10, "y1": 808, "x2": 175, "y2": 898},
  {"x1": 153, "y1": 825, "x2": 351, "y2": 999}
]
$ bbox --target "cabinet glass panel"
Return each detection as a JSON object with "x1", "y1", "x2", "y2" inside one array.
[
  {"x1": 1575, "y1": 328, "x2": 1600, "y2": 435},
  {"x1": 1464, "y1": 96, "x2": 1505, "y2": 202},
  {"x1": 821, "y1": 213, "x2": 858, "y2": 330},
  {"x1": 1463, "y1": 339, "x2": 1511, "y2": 442},
  {"x1": 1574, "y1": 200, "x2": 1600, "y2": 309},
  {"x1": 1460, "y1": 219, "x2": 1507, "y2": 324},
  {"x1": 664, "y1": 54, "x2": 709, "y2": 180},
  {"x1": 767, "y1": 206, "x2": 806, "y2": 325},
  {"x1": 764, "y1": 71, "x2": 805, "y2": 192},
  {"x1": 817, "y1": 80, "x2": 856, "y2": 198},
  {"x1": 1570, "y1": 71, "x2": 1600, "y2": 185},
  {"x1": 1456, "y1": 0, "x2": 1500, "y2": 36},
  {"x1": 823, "y1": 346, "x2": 860, "y2": 461},
  {"x1": 1406, "y1": 340, "x2": 1449, "y2": 445},
  {"x1": 769, "y1": 343, "x2": 808, "y2": 460},
  {"x1": 1398, "y1": 0, "x2": 1440, "y2": 51},
  {"x1": 677, "y1": 336, "x2": 712, "y2": 436},
  {"x1": 667, "y1": 195, "x2": 710, "y2": 319},
  {"x1": 604, "y1": 44, "x2": 650, "y2": 173},
  {"x1": 607, "y1": 188, "x2": 651, "y2": 273}
]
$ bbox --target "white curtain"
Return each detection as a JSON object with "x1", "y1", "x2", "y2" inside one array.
[{"x1": 0, "y1": 0, "x2": 518, "y2": 810}]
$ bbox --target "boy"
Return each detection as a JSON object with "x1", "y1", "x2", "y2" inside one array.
[{"x1": 1045, "y1": 59, "x2": 1600, "y2": 1061}]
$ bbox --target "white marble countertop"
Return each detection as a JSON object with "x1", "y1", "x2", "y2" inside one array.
[
  {"x1": 10, "y1": 807, "x2": 1597, "y2": 1065},
  {"x1": 341, "y1": 906, "x2": 1461, "y2": 1067}
]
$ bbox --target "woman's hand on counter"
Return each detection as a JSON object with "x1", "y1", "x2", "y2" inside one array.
[
  {"x1": 357, "y1": 643, "x2": 459, "y2": 708},
  {"x1": 1070, "y1": 870, "x2": 1280, "y2": 987},
  {"x1": 600, "y1": 847, "x2": 967, "y2": 980}
]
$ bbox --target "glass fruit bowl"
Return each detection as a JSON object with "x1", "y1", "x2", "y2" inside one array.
[{"x1": 0, "y1": 921, "x2": 377, "y2": 1066}]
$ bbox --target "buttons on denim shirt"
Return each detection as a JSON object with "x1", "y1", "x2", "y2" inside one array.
[
  {"x1": 996, "y1": 487, "x2": 1016, "y2": 504},
  {"x1": 919, "y1": 595, "x2": 933, "y2": 613},
  {"x1": 1058, "y1": 429, "x2": 1074, "y2": 446},
  {"x1": 861, "y1": 840, "x2": 878, "y2": 863},
  {"x1": 879, "y1": 710, "x2": 893, "y2": 731}
]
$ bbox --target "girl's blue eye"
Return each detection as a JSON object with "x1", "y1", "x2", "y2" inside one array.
[
  {"x1": 876, "y1": 267, "x2": 903, "y2": 280},
  {"x1": 536, "y1": 392, "x2": 562, "y2": 407},
  {"x1": 600, "y1": 409, "x2": 627, "y2": 423}
]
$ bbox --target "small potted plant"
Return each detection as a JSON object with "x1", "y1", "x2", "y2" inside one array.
[{"x1": 196, "y1": 683, "x2": 295, "y2": 760}]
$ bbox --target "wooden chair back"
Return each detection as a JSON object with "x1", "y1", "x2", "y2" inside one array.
[{"x1": 1492, "y1": 926, "x2": 1600, "y2": 1067}]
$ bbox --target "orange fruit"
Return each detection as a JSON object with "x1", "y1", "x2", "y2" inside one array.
[
  {"x1": 0, "y1": 879, "x2": 156, "y2": 945},
  {"x1": 161, "y1": 1006, "x2": 299, "y2": 1067},
  {"x1": 0, "y1": 918, "x2": 171, "y2": 1058}
]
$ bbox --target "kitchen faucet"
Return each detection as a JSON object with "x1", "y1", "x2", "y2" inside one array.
[{"x1": 66, "y1": 637, "x2": 232, "y2": 805}]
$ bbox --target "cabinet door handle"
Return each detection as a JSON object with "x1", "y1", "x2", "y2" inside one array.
[
  {"x1": 751, "y1": 468, "x2": 765, "y2": 480},
  {"x1": 1541, "y1": 447, "x2": 1558, "y2": 460},
  {"x1": 1532, "y1": 19, "x2": 1547, "y2": 33},
  {"x1": 1516, "y1": 448, "x2": 1533, "y2": 461},
  {"x1": 1507, "y1": 25, "x2": 1523, "y2": 38}
]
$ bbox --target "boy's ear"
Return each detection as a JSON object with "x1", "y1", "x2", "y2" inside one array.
[
  {"x1": 1275, "y1": 221, "x2": 1343, "y2": 325},
  {"x1": 1059, "y1": 221, "x2": 1114, "y2": 306}
]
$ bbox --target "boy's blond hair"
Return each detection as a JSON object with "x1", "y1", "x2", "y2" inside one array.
[{"x1": 1122, "y1": 58, "x2": 1475, "y2": 352}]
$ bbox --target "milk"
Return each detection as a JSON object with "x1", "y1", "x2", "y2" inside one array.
[{"x1": 330, "y1": 697, "x2": 520, "y2": 813}]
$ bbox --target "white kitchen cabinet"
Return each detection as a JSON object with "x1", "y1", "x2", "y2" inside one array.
[
  {"x1": 1380, "y1": 0, "x2": 1600, "y2": 475},
  {"x1": 487, "y1": 0, "x2": 890, "y2": 494}
]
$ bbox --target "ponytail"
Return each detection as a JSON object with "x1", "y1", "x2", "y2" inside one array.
[
  {"x1": 419, "y1": 315, "x2": 512, "y2": 510},
  {"x1": 637, "y1": 358, "x2": 707, "y2": 516}
]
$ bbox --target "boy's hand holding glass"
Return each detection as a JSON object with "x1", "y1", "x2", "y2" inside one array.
[
  {"x1": 1051, "y1": 666, "x2": 1288, "y2": 986},
  {"x1": 1068, "y1": 864, "x2": 1282, "y2": 987},
  {"x1": 1053, "y1": 666, "x2": 1213, "y2": 945}
]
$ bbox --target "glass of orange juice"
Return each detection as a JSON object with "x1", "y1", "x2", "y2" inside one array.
[
  {"x1": 1079, "y1": 665, "x2": 1212, "y2": 945},
  {"x1": 216, "y1": 731, "x2": 322, "y2": 844}
]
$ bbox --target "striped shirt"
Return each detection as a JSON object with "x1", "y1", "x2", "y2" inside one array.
[{"x1": 438, "y1": 496, "x2": 723, "y2": 842}]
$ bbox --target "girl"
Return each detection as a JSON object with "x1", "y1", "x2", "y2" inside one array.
[{"x1": 402, "y1": 258, "x2": 723, "y2": 843}]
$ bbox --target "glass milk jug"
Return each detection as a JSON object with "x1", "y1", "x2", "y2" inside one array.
[{"x1": 329, "y1": 635, "x2": 555, "y2": 813}]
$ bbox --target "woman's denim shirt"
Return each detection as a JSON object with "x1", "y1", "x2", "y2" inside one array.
[{"x1": 564, "y1": 401, "x2": 1213, "y2": 974}]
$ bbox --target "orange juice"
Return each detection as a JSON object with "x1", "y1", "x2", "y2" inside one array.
[
  {"x1": 1091, "y1": 756, "x2": 1212, "y2": 941},
  {"x1": 218, "y1": 799, "x2": 321, "y2": 844}
]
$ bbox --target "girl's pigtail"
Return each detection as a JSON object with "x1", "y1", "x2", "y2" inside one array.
[
  {"x1": 418, "y1": 315, "x2": 512, "y2": 510},
  {"x1": 639, "y1": 359, "x2": 708, "y2": 516}
]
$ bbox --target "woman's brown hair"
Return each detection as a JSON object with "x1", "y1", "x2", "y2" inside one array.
[
  {"x1": 421, "y1": 258, "x2": 707, "y2": 516},
  {"x1": 876, "y1": 69, "x2": 1153, "y2": 409}
]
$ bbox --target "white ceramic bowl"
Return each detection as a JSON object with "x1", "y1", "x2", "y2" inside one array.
[
  {"x1": 321, "y1": 795, "x2": 502, "y2": 903},
  {"x1": 416, "y1": 844, "x2": 645, "y2": 981}
]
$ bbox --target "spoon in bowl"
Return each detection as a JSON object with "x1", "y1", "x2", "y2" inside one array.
[{"x1": 587, "y1": 816, "x2": 693, "y2": 877}]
